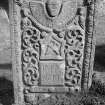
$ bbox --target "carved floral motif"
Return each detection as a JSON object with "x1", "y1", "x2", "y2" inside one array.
[
  {"x1": 12, "y1": 0, "x2": 96, "y2": 104},
  {"x1": 65, "y1": 25, "x2": 85, "y2": 87},
  {"x1": 20, "y1": 0, "x2": 86, "y2": 88},
  {"x1": 21, "y1": 15, "x2": 40, "y2": 86}
]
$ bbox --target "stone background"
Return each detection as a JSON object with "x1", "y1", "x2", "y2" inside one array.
[
  {"x1": 0, "y1": 0, "x2": 105, "y2": 84},
  {"x1": 0, "y1": 0, "x2": 105, "y2": 105}
]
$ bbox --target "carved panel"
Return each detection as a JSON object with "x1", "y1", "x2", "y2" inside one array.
[
  {"x1": 22, "y1": 19, "x2": 40, "y2": 86},
  {"x1": 10, "y1": 0, "x2": 96, "y2": 105},
  {"x1": 65, "y1": 25, "x2": 85, "y2": 87},
  {"x1": 40, "y1": 61, "x2": 65, "y2": 86}
]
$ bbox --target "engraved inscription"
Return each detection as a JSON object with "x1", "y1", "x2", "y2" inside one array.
[
  {"x1": 40, "y1": 61, "x2": 65, "y2": 86},
  {"x1": 12, "y1": 0, "x2": 96, "y2": 104}
]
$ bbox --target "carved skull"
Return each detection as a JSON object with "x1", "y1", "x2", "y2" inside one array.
[{"x1": 46, "y1": 0, "x2": 62, "y2": 17}]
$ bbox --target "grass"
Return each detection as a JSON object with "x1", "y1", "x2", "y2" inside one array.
[{"x1": 0, "y1": 74, "x2": 105, "y2": 105}]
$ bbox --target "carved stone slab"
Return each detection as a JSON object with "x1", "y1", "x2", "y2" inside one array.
[
  {"x1": 40, "y1": 61, "x2": 65, "y2": 86},
  {"x1": 9, "y1": 0, "x2": 96, "y2": 105}
]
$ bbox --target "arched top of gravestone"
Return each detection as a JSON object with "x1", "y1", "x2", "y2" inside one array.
[{"x1": 29, "y1": 0, "x2": 77, "y2": 29}]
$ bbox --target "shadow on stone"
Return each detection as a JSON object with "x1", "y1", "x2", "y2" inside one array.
[
  {"x1": 94, "y1": 45, "x2": 105, "y2": 72},
  {"x1": 0, "y1": 64, "x2": 12, "y2": 70},
  {"x1": 0, "y1": 78, "x2": 14, "y2": 105}
]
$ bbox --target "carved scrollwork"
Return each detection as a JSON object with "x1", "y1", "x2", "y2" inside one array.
[
  {"x1": 65, "y1": 27, "x2": 84, "y2": 49},
  {"x1": 11, "y1": 0, "x2": 96, "y2": 104},
  {"x1": 64, "y1": 6, "x2": 86, "y2": 88},
  {"x1": 65, "y1": 25, "x2": 85, "y2": 87},
  {"x1": 24, "y1": 67, "x2": 39, "y2": 86},
  {"x1": 21, "y1": 15, "x2": 40, "y2": 86},
  {"x1": 65, "y1": 67, "x2": 81, "y2": 86},
  {"x1": 65, "y1": 49, "x2": 82, "y2": 68},
  {"x1": 21, "y1": 2, "x2": 86, "y2": 89},
  {"x1": 22, "y1": 48, "x2": 38, "y2": 67},
  {"x1": 15, "y1": 0, "x2": 23, "y2": 6}
]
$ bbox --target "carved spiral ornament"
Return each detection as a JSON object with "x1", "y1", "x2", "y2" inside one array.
[
  {"x1": 22, "y1": 16, "x2": 40, "y2": 86},
  {"x1": 65, "y1": 25, "x2": 85, "y2": 86},
  {"x1": 12, "y1": 0, "x2": 96, "y2": 104}
]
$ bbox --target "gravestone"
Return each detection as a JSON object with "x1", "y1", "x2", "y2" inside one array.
[{"x1": 9, "y1": 0, "x2": 96, "y2": 105}]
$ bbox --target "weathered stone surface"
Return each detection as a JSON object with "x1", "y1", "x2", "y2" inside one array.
[
  {"x1": 9, "y1": 0, "x2": 96, "y2": 105},
  {"x1": 40, "y1": 61, "x2": 65, "y2": 86}
]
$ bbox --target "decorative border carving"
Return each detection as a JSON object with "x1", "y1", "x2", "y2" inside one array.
[
  {"x1": 20, "y1": 0, "x2": 86, "y2": 89},
  {"x1": 9, "y1": 0, "x2": 96, "y2": 104},
  {"x1": 81, "y1": 0, "x2": 96, "y2": 90}
]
